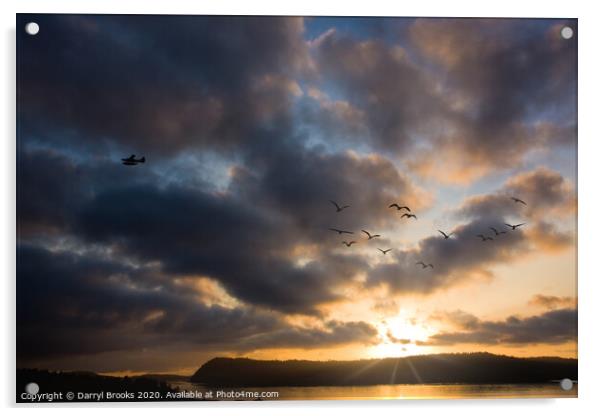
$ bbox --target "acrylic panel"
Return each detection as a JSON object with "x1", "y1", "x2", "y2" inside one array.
[{"x1": 16, "y1": 14, "x2": 577, "y2": 402}]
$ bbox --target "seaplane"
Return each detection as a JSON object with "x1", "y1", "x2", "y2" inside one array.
[{"x1": 121, "y1": 154, "x2": 146, "y2": 166}]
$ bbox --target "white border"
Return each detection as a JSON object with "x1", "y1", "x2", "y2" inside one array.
[{"x1": 3, "y1": 1, "x2": 602, "y2": 415}]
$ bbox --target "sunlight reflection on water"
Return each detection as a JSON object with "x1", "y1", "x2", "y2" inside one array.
[{"x1": 168, "y1": 380, "x2": 577, "y2": 400}]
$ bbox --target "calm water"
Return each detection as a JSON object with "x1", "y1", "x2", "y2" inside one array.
[{"x1": 168, "y1": 380, "x2": 577, "y2": 400}]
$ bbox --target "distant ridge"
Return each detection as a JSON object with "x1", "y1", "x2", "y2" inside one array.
[{"x1": 190, "y1": 352, "x2": 577, "y2": 387}]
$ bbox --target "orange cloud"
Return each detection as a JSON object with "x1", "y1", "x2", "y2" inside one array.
[
  {"x1": 529, "y1": 294, "x2": 576, "y2": 310},
  {"x1": 524, "y1": 221, "x2": 574, "y2": 253}
]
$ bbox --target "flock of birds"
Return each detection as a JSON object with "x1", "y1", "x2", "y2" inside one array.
[{"x1": 328, "y1": 197, "x2": 528, "y2": 270}]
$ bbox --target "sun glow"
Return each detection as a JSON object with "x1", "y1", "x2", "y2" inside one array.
[{"x1": 369, "y1": 313, "x2": 436, "y2": 358}]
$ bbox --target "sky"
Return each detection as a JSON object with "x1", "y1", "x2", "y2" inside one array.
[{"x1": 16, "y1": 15, "x2": 577, "y2": 375}]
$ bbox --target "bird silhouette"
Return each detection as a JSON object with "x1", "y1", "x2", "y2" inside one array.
[
  {"x1": 438, "y1": 230, "x2": 453, "y2": 239},
  {"x1": 505, "y1": 223, "x2": 526, "y2": 230},
  {"x1": 476, "y1": 234, "x2": 494, "y2": 241},
  {"x1": 511, "y1": 197, "x2": 527, "y2": 205},
  {"x1": 489, "y1": 227, "x2": 507, "y2": 236},
  {"x1": 389, "y1": 203, "x2": 411, "y2": 212},
  {"x1": 329, "y1": 228, "x2": 354, "y2": 235},
  {"x1": 401, "y1": 213, "x2": 417, "y2": 220},
  {"x1": 362, "y1": 230, "x2": 381, "y2": 239},
  {"x1": 378, "y1": 248, "x2": 392, "y2": 255},
  {"x1": 416, "y1": 261, "x2": 433, "y2": 269},
  {"x1": 330, "y1": 200, "x2": 350, "y2": 212},
  {"x1": 342, "y1": 241, "x2": 356, "y2": 247}
]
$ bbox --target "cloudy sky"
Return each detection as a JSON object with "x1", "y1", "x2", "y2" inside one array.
[{"x1": 17, "y1": 15, "x2": 577, "y2": 375}]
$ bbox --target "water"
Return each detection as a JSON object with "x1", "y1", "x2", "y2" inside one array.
[{"x1": 167, "y1": 379, "x2": 577, "y2": 400}]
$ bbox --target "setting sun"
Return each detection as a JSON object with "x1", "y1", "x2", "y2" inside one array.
[{"x1": 370, "y1": 313, "x2": 436, "y2": 358}]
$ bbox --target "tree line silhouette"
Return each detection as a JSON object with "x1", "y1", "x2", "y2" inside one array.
[{"x1": 191, "y1": 352, "x2": 576, "y2": 387}]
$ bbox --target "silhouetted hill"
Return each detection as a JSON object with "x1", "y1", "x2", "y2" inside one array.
[
  {"x1": 190, "y1": 353, "x2": 577, "y2": 387},
  {"x1": 17, "y1": 369, "x2": 179, "y2": 402}
]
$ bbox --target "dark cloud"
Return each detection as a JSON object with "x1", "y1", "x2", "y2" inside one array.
[
  {"x1": 313, "y1": 30, "x2": 440, "y2": 153},
  {"x1": 457, "y1": 167, "x2": 576, "y2": 221},
  {"x1": 18, "y1": 14, "x2": 309, "y2": 156},
  {"x1": 71, "y1": 139, "x2": 427, "y2": 313},
  {"x1": 455, "y1": 167, "x2": 575, "y2": 253},
  {"x1": 17, "y1": 244, "x2": 377, "y2": 361},
  {"x1": 410, "y1": 19, "x2": 576, "y2": 128},
  {"x1": 230, "y1": 142, "x2": 431, "y2": 234},
  {"x1": 74, "y1": 182, "x2": 354, "y2": 314},
  {"x1": 18, "y1": 132, "x2": 428, "y2": 315},
  {"x1": 17, "y1": 149, "x2": 84, "y2": 236},
  {"x1": 366, "y1": 217, "x2": 527, "y2": 294},
  {"x1": 17, "y1": 148, "x2": 157, "y2": 238},
  {"x1": 308, "y1": 19, "x2": 576, "y2": 182},
  {"x1": 76, "y1": 177, "x2": 387, "y2": 312},
  {"x1": 407, "y1": 19, "x2": 577, "y2": 182},
  {"x1": 419, "y1": 308, "x2": 577, "y2": 346}
]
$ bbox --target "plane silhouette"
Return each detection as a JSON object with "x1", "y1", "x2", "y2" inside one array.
[{"x1": 122, "y1": 154, "x2": 146, "y2": 166}]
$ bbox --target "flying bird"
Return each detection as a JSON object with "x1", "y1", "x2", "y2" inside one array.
[
  {"x1": 342, "y1": 241, "x2": 356, "y2": 247},
  {"x1": 121, "y1": 154, "x2": 145, "y2": 166},
  {"x1": 416, "y1": 261, "x2": 433, "y2": 269},
  {"x1": 378, "y1": 248, "x2": 392, "y2": 255},
  {"x1": 389, "y1": 203, "x2": 411, "y2": 212},
  {"x1": 476, "y1": 234, "x2": 493, "y2": 241},
  {"x1": 329, "y1": 200, "x2": 350, "y2": 212},
  {"x1": 362, "y1": 230, "x2": 381, "y2": 239},
  {"x1": 505, "y1": 223, "x2": 526, "y2": 230},
  {"x1": 511, "y1": 197, "x2": 527, "y2": 205},
  {"x1": 489, "y1": 227, "x2": 507, "y2": 236},
  {"x1": 438, "y1": 230, "x2": 454, "y2": 239},
  {"x1": 401, "y1": 213, "x2": 417, "y2": 220},
  {"x1": 329, "y1": 228, "x2": 354, "y2": 235}
]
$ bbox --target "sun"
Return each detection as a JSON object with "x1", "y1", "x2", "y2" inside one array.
[{"x1": 368, "y1": 313, "x2": 436, "y2": 358}]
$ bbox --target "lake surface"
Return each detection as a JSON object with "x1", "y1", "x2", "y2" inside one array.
[{"x1": 167, "y1": 380, "x2": 577, "y2": 400}]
